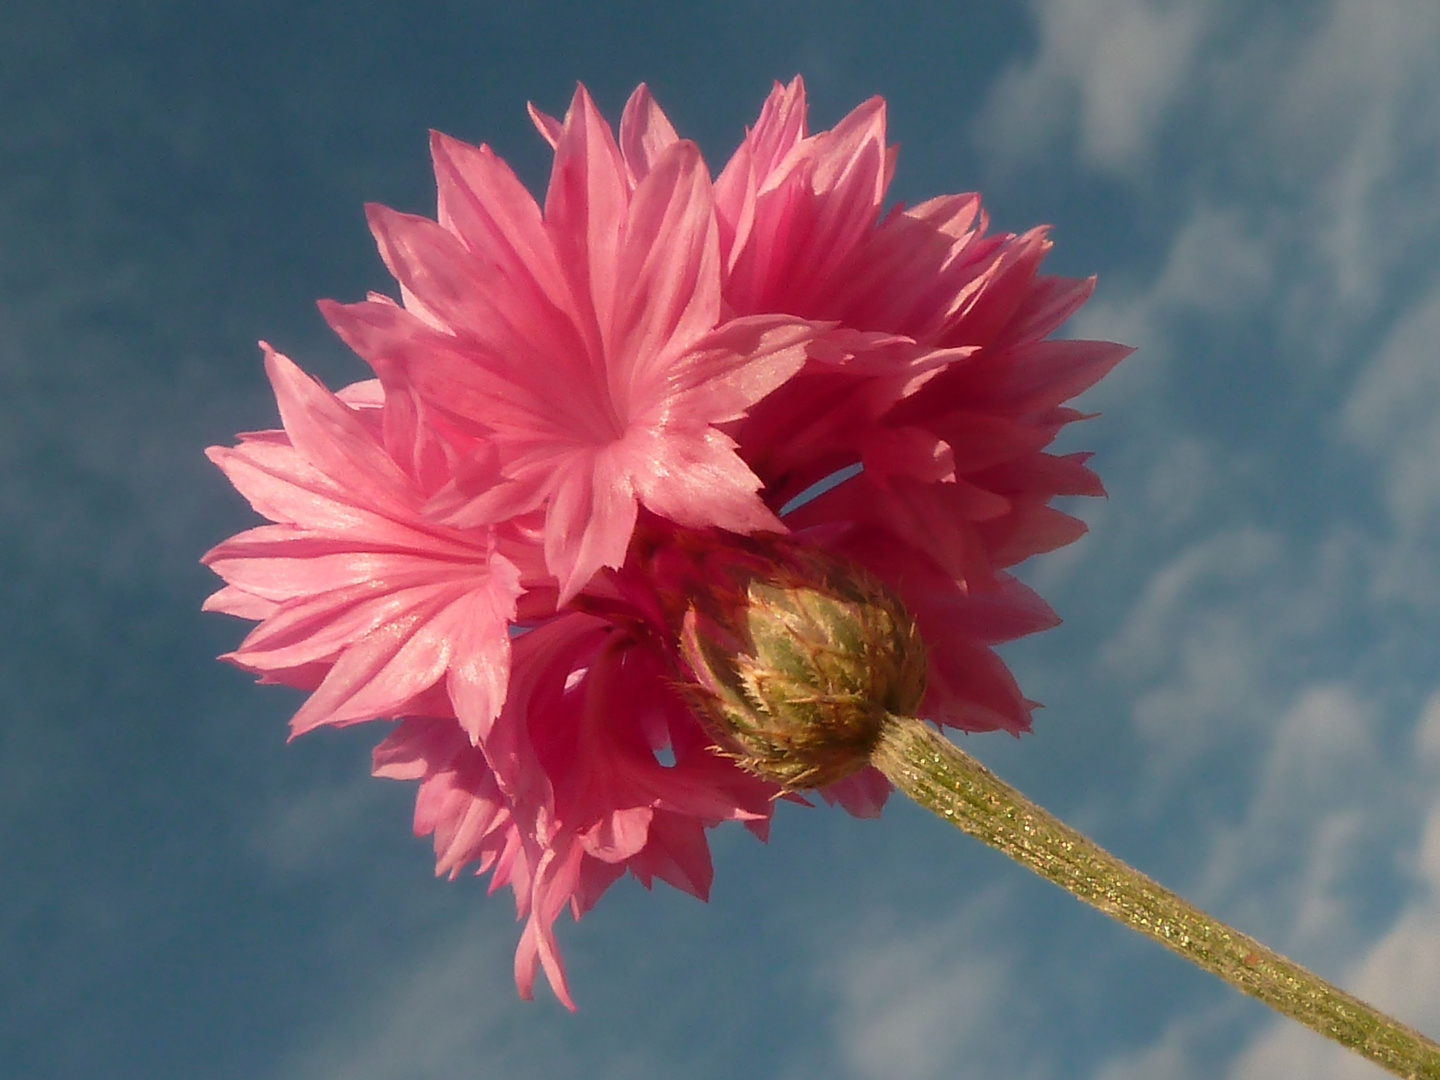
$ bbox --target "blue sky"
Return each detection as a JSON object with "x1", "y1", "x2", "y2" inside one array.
[{"x1": 4, "y1": 2, "x2": 1440, "y2": 1077}]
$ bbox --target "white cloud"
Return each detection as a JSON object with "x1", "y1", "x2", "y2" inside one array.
[
  {"x1": 1343, "y1": 283, "x2": 1440, "y2": 532},
  {"x1": 1226, "y1": 801, "x2": 1440, "y2": 1080},
  {"x1": 1191, "y1": 686, "x2": 1387, "y2": 957},
  {"x1": 974, "y1": 0, "x2": 1211, "y2": 175},
  {"x1": 1064, "y1": 204, "x2": 1274, "y2": 415},
  {"x1": 1083, "y1": 686, "x2": 1440, "y2": 1080},
  {"x1": 1102, "y1": 527, "x2": 1282, "y2": 680},
  {"x1": 816, "y1": 891, "x2": 1038, "y2": 1080},
  {"x1": 272, "y1": 915, "x2": 595, "y2": 1080},
  {"x1": 247, "y1": 773, "x2": 403, "y2": 878}
]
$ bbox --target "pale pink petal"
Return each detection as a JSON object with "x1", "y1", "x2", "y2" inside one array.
[
  {"x1": 318, "y1": 298, "x2": 554, "y2": 436},
  {"x1": 526, "y1": 101, "x2": 564, "y2": 149},
  {"x1": 581, "y1": 805, "x2": 654, "y2": 862},
  {"x1": 283, "y1": 588, "x2": 460, "y2": 735},
  {"x1": 264, "y1": 347, "x2": 421, "y2": 517},
  {"x1": 446, "y1": 571, "x2": 523, "y2": 740}
]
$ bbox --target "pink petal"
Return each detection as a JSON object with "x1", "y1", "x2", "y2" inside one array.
[
  {"x1": 608, "y1": 140, "x2": 722, "y2": 395},
  {"x1": 202, "y1": 584, "x2": 277, "y2": 620},
  {"x1": 264, "y1": 347, "x2": 421, "y2": 517},
  {"x1": 544, "y1": 448, "x2": 639, "y2": 604},
  {"x1": 618, "y1": 83, "x2": 679, "y2": 188},
  {"x1": 740, "y1": 76, "x2": 809, "y2": 182},
  {"x1": 656, "y1": 314, "x2": 819, "y2": 422},
  {"x1": 625, "y1": 425, "x2": 782, "y2": 535},
  {"x1": 544, "y1": 85, "x2": 629, "y2": 364},
  {"x1": 514, "y1": 839, "x2": 583, "y2": 1009},
  {"x1": 819, "y1": 766, "x2": 892, "y2": 818},
  {"x1": 430, "y1": 131, "x2": 575, "y2": 324},
  {"x1": 527, "y1": 101, "x2": 564, "y2": 149}
]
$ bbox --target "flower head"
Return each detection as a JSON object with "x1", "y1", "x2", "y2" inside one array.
[{"x1": 204, "y1": 79, "x2": 1126, "y2": 1007}]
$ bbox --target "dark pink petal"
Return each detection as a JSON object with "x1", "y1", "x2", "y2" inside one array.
[
  {"x1": 859, "y1": 425, "x2": 955, "y2": 486},
  {"x1": 819, "y1": 766, "x2": 892, "y2": 818},
  {"x1": 993, "y1": 274, "x2": 1097, "y2": 349},
  {"x1": 978, "y1": 502, "x2": 1089, "y2": 567},
  {"x1": 623, "y1": 810, "x2": 714, "y2": 899},
  {"x1": 922, "y1": 630, "x2": 1034, "y2": 734}
]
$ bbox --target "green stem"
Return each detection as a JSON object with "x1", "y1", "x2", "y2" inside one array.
[{"x1": 871, "y1": 713, "x2": 1440, "y2": 1080}]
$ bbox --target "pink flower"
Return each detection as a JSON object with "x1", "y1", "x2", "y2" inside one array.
[
  {"x1": 321, "y1": 85, "x2": 820, "y2": 604},
  {"x1": 203, "y1": 347, "x2": 524, "y2": 743},
  {"x1": 205, "y1": 79, "x2": 1125, "y2": 1008},
  {"x1": 712, "y1": 77, "x2": 1130, "y2": 744}
]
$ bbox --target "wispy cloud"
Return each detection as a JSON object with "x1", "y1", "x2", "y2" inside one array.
[
  {"x1": 973, "y1": 0, "x2": 1212, "y2": 176},
  {"x1": 807, "y1": 889, "x2": 1043, "y2": 1080}
]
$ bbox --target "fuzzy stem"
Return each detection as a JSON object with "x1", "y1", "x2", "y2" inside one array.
[{"x1": 871, "y1": 713, "x2": 1440, "y2": 1080}]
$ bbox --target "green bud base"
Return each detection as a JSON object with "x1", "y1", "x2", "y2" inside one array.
[{"x1": 872, "y1": 714, "x2": 1440, "y2": 1080}]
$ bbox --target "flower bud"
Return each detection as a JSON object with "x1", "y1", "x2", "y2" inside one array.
[{"x1": 678, "y1": 546, "x2": 927, "y2": 789}]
